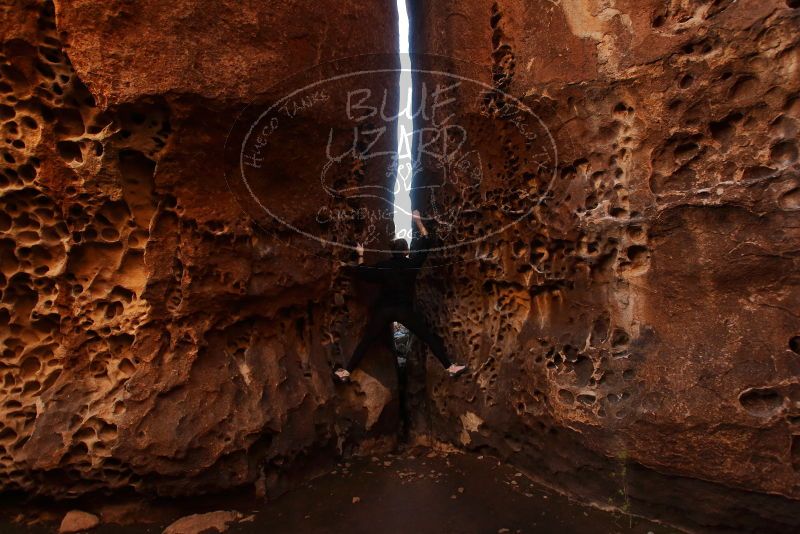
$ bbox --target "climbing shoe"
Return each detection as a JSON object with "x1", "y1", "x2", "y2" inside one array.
[
  {"x1": 333, "y1": 367, "x2": 351, "y2": 383},
  {"x1": 446, "y1": 364, "x2": 467, "y2": 378}
]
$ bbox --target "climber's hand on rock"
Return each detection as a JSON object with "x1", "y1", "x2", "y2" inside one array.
[{"x1": 355, "y1": 242, "x2": 364, "y2": 264}]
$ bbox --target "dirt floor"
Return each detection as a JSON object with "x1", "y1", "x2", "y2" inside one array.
[{"x1": 0, "y1": 448, "x2": 678, "y2": 534}]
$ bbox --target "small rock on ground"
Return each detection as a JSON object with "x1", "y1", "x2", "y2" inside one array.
[
  {"x1": 162, "y1": 510, "x2": 243, "y2": 534},
  {"x1": 59, "y1": 510, "x2": 100, "y2": 533}
]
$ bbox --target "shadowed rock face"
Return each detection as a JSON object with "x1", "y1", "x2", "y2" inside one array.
[
  {"x1": 405, "y1": 0, "x2": 800, "y2": 529},
  {"x1": 0, "y1": 0, "x2": 399, "y2": 497}
]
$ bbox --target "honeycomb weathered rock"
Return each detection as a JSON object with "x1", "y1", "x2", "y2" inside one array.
[
  {"x1": 2, "y1": 0, "x2": 799, "y2": 530},
  {"x1": 406, "y1": 0, "x2": 800, "y2": 529},
  {"x1": 0, "y1": 0, "x2": 399, "y2": 497}
]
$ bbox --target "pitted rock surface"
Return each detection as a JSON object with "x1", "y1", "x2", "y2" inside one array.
[
  {"x1": 0, "y1": 0, "x2": 399, "y2": 497},
  {"x1": 1, "y1": 0, "x2": 799, "y2": 529},
  {"x1": 406, "y1": 0, "x2": 800, "y2": 513}
]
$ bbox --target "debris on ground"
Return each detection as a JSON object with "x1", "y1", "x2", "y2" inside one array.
[
  {"x1": 162, "y1": 510, "x2": 243, "y2": 534},
  {"x1": 59, "y1": 510, "x2": 100, "y2": 533}
]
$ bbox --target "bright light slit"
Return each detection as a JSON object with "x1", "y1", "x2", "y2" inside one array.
[{"x1": 394, "y1": 0, "x2": 413, "y2": 242}]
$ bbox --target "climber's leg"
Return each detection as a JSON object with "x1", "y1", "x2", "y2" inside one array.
[{"x1": 344, "y1": 307, "x2": 393, "y2": 372}]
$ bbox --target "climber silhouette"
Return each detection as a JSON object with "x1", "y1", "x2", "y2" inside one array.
[{"x1": 334, "y1": 210, "x2": 467, "y2": 382}]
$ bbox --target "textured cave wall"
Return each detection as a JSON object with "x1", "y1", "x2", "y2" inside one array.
[
  {"x1": 0, "y1": 0, "x2": 400, "y2": 497},
  {"x1": 408, "y1": 0, "x2": 800, "y2": 529}
]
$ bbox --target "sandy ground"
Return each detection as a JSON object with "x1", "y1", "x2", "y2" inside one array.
[{"x1": 0, "y1": 448, "x2": 678, "y2": 534}]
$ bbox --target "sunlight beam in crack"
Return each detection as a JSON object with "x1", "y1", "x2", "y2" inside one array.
[{"x1": 394, "y1": 0, "x2": 413, "y2": 242}]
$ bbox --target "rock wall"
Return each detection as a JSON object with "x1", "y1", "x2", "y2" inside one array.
[
  {"x1": 0, "y1": 0, "x2": 400, "y2": 497},
  {"x1": 3, "y1": 0, "x2": 800, "y2": 529},
  {"x1": 407, "y1": 0, "x2": 800, "y2": 530}
]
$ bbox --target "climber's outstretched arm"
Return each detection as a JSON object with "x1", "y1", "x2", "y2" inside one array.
[
  {"x1": 413, "y1": 209, "x2": 428, "y2": 238},
  {"x1": 410, "y1": 210, "x2": 434, "y2": 268},
  {"x1": 341, "y1": 242, "x2": 382, "y2": 282}
]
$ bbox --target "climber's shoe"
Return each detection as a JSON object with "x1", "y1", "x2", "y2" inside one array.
[
  {"x1": 446, "y1": 363, "x2": 467, "y2": 378},
  {"x1": 333, "y1": 367, "x2": 351, "y2": 383}
]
